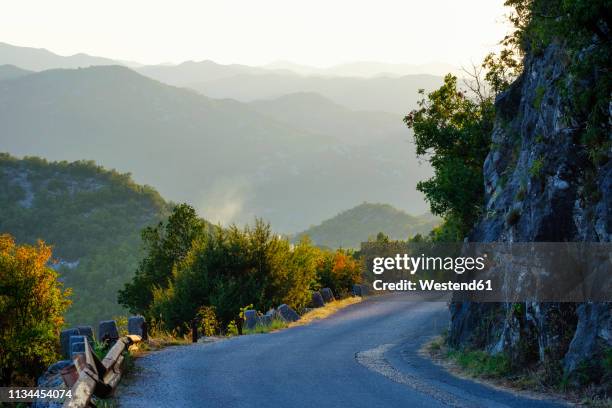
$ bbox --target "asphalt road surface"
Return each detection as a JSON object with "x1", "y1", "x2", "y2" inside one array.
[{"x1": 118, "y1": 296, "x2": 568, "y2": 408}]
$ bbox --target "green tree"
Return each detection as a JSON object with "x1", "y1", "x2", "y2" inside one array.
[
  {"x1": 0, "y1": 234, "x2": 71, "y2": 386},
  {"x1": 149, "y1": 221, "x2": 326, "y2": 331},
  {"x1": 404, "y1": 75, "x2": 495, "y2": 239},
  {"x1": 118, "y1": 203, "x2": 206, "y2": 315}
]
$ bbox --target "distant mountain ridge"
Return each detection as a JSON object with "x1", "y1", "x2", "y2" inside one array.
[
  {"x1": 0, "y1": 64, "x2": 32, "y2": 81},
  {"x1": 0, "y1": 42, "x2": 132, "y2": 71},
  {"x1": 263, "y1": 60, "x2": 460, "y2": 77},
  {"x1": 0, "y1": 65, "x2": 432, "y2": 232},
  {"x1": 188, "y1": 72, "x2": 442, "y2": 114},
  {"x1": 135, "y1": 59, "x2": 444, "y2": 114},
  {"x1": 295, "y1": 203, "x2": 440, "y2": 249},
  {"x1": 249, "y1": 92, "x2": 406, "y2": 145},
  {"x1": 0, "y1": 42, "x2": 445, "y2": 114}
]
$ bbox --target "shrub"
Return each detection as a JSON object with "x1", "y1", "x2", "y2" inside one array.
[
  {"x1": 316, "y1": 250, "x2": 362, "y2": 297},
  {"x1": 226, "y1": 320, "x2": 239, "y2": 337},
  {"x1": 243, "y1": 318, "x2": 288, "y2": 335},
  {"x1": 0, "y1": 234, "x2": 71, "y2": 386},
  {"x1": 197, "y1": 306, "x2": 219, "y2": 337},
  {"x1": 148, "y1": 219, "x2": 320, "y2": 331},
  {"x1": 447, "y1": 349, "x2": 512, "y2": 378}
]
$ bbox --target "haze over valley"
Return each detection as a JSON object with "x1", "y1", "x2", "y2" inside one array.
[{"x1": 0, "y1": 42, "x2": 440, "y2": 233}]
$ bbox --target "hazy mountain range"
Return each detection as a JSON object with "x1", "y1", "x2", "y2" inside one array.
[
  {"x1": 0, "y1": 42, "x2": 456, "y2": 78},
  {"x1": 0, "y1": 42, "x2": 445, "y2": 114},
  {"x1": 0, "y1": 42, "x2": 441, "y2": 233},
  {"x1": 0, "y1": 64, "x2": 32, "y2": 81},
  {"x1": 263, "y1": 60, "x2": 460, "y2": 77},
  {"x1": 0, "y1": 42, "x2": 141, "y2": 71},
  {"x1": 184, "y1": 72, "x2": 440, "y2": 114},
  {"x1": 0, "y1": 65, "x2": 433, "y2": 232}
]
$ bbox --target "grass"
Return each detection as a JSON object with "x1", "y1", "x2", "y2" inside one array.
[
  {"x1": 424, "y1": 336, "x2": 612, "y2": 407},
  {"x1": 242, "y1": 296, "x2": 363, "y2": 334},
  {"x1": 446, "y1": 350, "x2": 512, "y2": 378},
  {"x1": 243, "y1": 317, "x2": 288, "y2": 334},
  {"x1": 93, "y1": 340, "x2": 110, "y2": 360},
  {"x1": 289, "y1": 296, "x2": 362, "y2": 328},
  {"x1": 425, "y1": 336, "x2": 512, "y2": 379},
  {"x1": 95, "y1": 398, "x2": 118, "y2": 407}
]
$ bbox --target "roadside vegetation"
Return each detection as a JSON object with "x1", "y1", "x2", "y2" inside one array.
[
  {"x1": 425, "y1": 336, "x2": 612, "y2": 407},
  {"x1": 241, "y1": 297, "x2": 362, "y2": 334},
  {"x1": 243, "y1": 318, "x2": 289, "y2": 335},
  {"x1": 0, "y1": 235, "x2": 71, "y2": 386},
  {"x1": 288, "y1": 296, "x2": 362, "y2": 328},
  {"x1": 119, "y1": 204, "x2": 364, "y2": 337}
]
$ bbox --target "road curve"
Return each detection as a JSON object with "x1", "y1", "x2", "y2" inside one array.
[{"x1": 118, "y1": 296, "x2": 567, "y2": 408}]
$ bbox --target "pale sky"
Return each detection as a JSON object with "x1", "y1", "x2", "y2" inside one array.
[{"x1": 1, "y1": 0, "x2": 510, "y2": 67}]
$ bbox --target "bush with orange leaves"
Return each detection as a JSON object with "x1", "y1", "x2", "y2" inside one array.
[
  {"x1": 316, "y1": 250, "x2": 363, "y2": 298},
  {"x1": 0, "y1": 234, "x2": 71, "y2": 386}
]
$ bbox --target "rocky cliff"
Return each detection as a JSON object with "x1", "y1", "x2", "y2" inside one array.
[{"x1": 448, "y1": 35, "x2": 611, "y2": 384}]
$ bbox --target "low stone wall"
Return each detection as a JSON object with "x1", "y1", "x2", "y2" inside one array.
[{"x1": 233, "y1": 287, "x2": 342, "y2": 334}]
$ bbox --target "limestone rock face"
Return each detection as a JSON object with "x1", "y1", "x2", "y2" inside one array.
[{"x1": 448, "y1": 41, "x2": 611, "y2": 379}]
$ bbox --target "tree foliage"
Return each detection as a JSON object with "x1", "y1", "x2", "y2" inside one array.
[
  {"x1": 148, "y1": 221, "x2": 320, "y2": 329},
  {"x1": 404, "y1": 75, "x2": 495, "y2": 239},
  {"x1": 120, "y1": 205, "x2": 363, "y2": 332},
  {"x1": 0, "y1": 235, "x2": 71, "y2": 386},
  {"x1": 315, "y1": 250, "x2": 363, "y2": 297},
  {"x1": 118, "y1": 203, "x2": 207, "y2": 315}
]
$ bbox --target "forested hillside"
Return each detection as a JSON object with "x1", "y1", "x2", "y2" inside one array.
[
  {"x1": 0, "y1": 154, "x2": 170, "y2": 325},
  {"x1": 295, "y1": 203, "x2": 439, "y2": 249}
]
